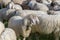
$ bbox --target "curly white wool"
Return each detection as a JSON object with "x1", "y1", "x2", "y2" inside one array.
[
  {"x1": 15, "y1": 10, "x2": 47, "y2": 18},
  {"x1": 0, "y1": 28, "x2": 17, "y2": 40},
  {"x1": 8, "y1": 16, "x2": 31, "y2": 40},
  {"x1": 0, "y1": 8, "x2": 16, "y2": 20},
  {"x1": 0, "y1": 21, "x2": 5, "y2": 35},
  {"x1": 28, "y1": 14, "x2": 60, "y2": 40},
  {"x1": 28, "y1": 1, "x2": 49, "y2": 12}
]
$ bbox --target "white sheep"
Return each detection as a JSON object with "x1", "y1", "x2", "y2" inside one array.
[
  {"x1": 28, "y1": 1, "x2": 49, "y2": 12},
  {"x1": 8, "y1": 13, "x2": 47, "y2": 40},
  {"x1": 8, "y1": 10, "x2": 47, "y2": 40},
  {"x1": 22, "y1": 14, "x2": 60, "y2": 40},
  {"x1": 15, "y1": 14, "x2": 60, "y2": 40},
  {"x1": 8, "y1": 16, "x2": 31, "y2": 40},
  {"x1": 7, "y1": 2, "x2": 23, "y2": 10},
  {"x1": 0, "y1": 8, "x2": 16, "y2": 20},
  {"x1": 0, "y1": 21, "x2": 5, "y2": 35},
  {"x1": 0, "y1": 28, "x2": 17, "y2": 40},
  {"x1": 15, "y1": 10, "x2": 47, "y2": 17}
]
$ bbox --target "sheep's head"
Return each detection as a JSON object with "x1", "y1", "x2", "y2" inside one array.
[
  {"x1": 28, "y1": 14, "x2": 39, "y2": 25},
  {"x1": 23, "y1": 14, "x2": 39, "y2": 30}
]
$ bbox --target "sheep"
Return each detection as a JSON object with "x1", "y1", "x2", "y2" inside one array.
[
  {"x1": 10, "y1": 13, "x2": 60, "y2": 40},
  {"x1": 8, "y1": 16, "x2": 31, "y2": 40},
  {"x1": 21, "y1": 14, "x2": 60, "y2": 40},
  {"x1": 0, "y1": 28, "x2": 17, "y2": 40},
  {"x1": 0, "y1": 21, "x2": 5, "y2": 35},
  {"x1": 8, "y1": 12, "x2": 48, "y2": 40},
  {"x1": 7, "y1": 2, "x2": 23, "y2": 10},
  {"x1": 8, "y1": 9, "x2": 48, "y2": 40},
  {"x1": 0, "y1": 8, "x2": 8, "y2": 21},
  {"x1": 0, "y1": 8, "x2": 16, "y2": 21},
  {"x1": 28, "y1": 1, "x2": 49, "y2": 12},
  {"x1": 15, "y1": 10, "x2": 48, "y2": 18},
  {"x1": 48, "y1": 10, "x2": 60, "y2": 15}
]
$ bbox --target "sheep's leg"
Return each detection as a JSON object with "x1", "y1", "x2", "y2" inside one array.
[
  {"x1": 22, "y1": 26, "x2": 31, "y2": 40},
  {"x1": 54, "y1": 28, "x2": 60, "y2": 40},
  {"x1": 23, "y1": 37, "x2": 26, "y2": 40}
]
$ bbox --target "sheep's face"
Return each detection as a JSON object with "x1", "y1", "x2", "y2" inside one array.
[
  {"x1": 24, "y1": 14, "x2": 39, "y2": 26},
  {"x1": 29, "y1": 14, "x2": 39, "y2": 25},
  {"x1": 23, "y1": 14, "x2": 39, "y2": 31}
]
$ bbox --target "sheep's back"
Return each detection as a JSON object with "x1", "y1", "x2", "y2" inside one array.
[{"x1": 35, "y1": 15, "x2": 60, "y2": 34}]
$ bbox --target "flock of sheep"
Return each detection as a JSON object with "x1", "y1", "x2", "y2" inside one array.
[{"x1": 0, "y1": 0, "x2": 60, "y2": 40}]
